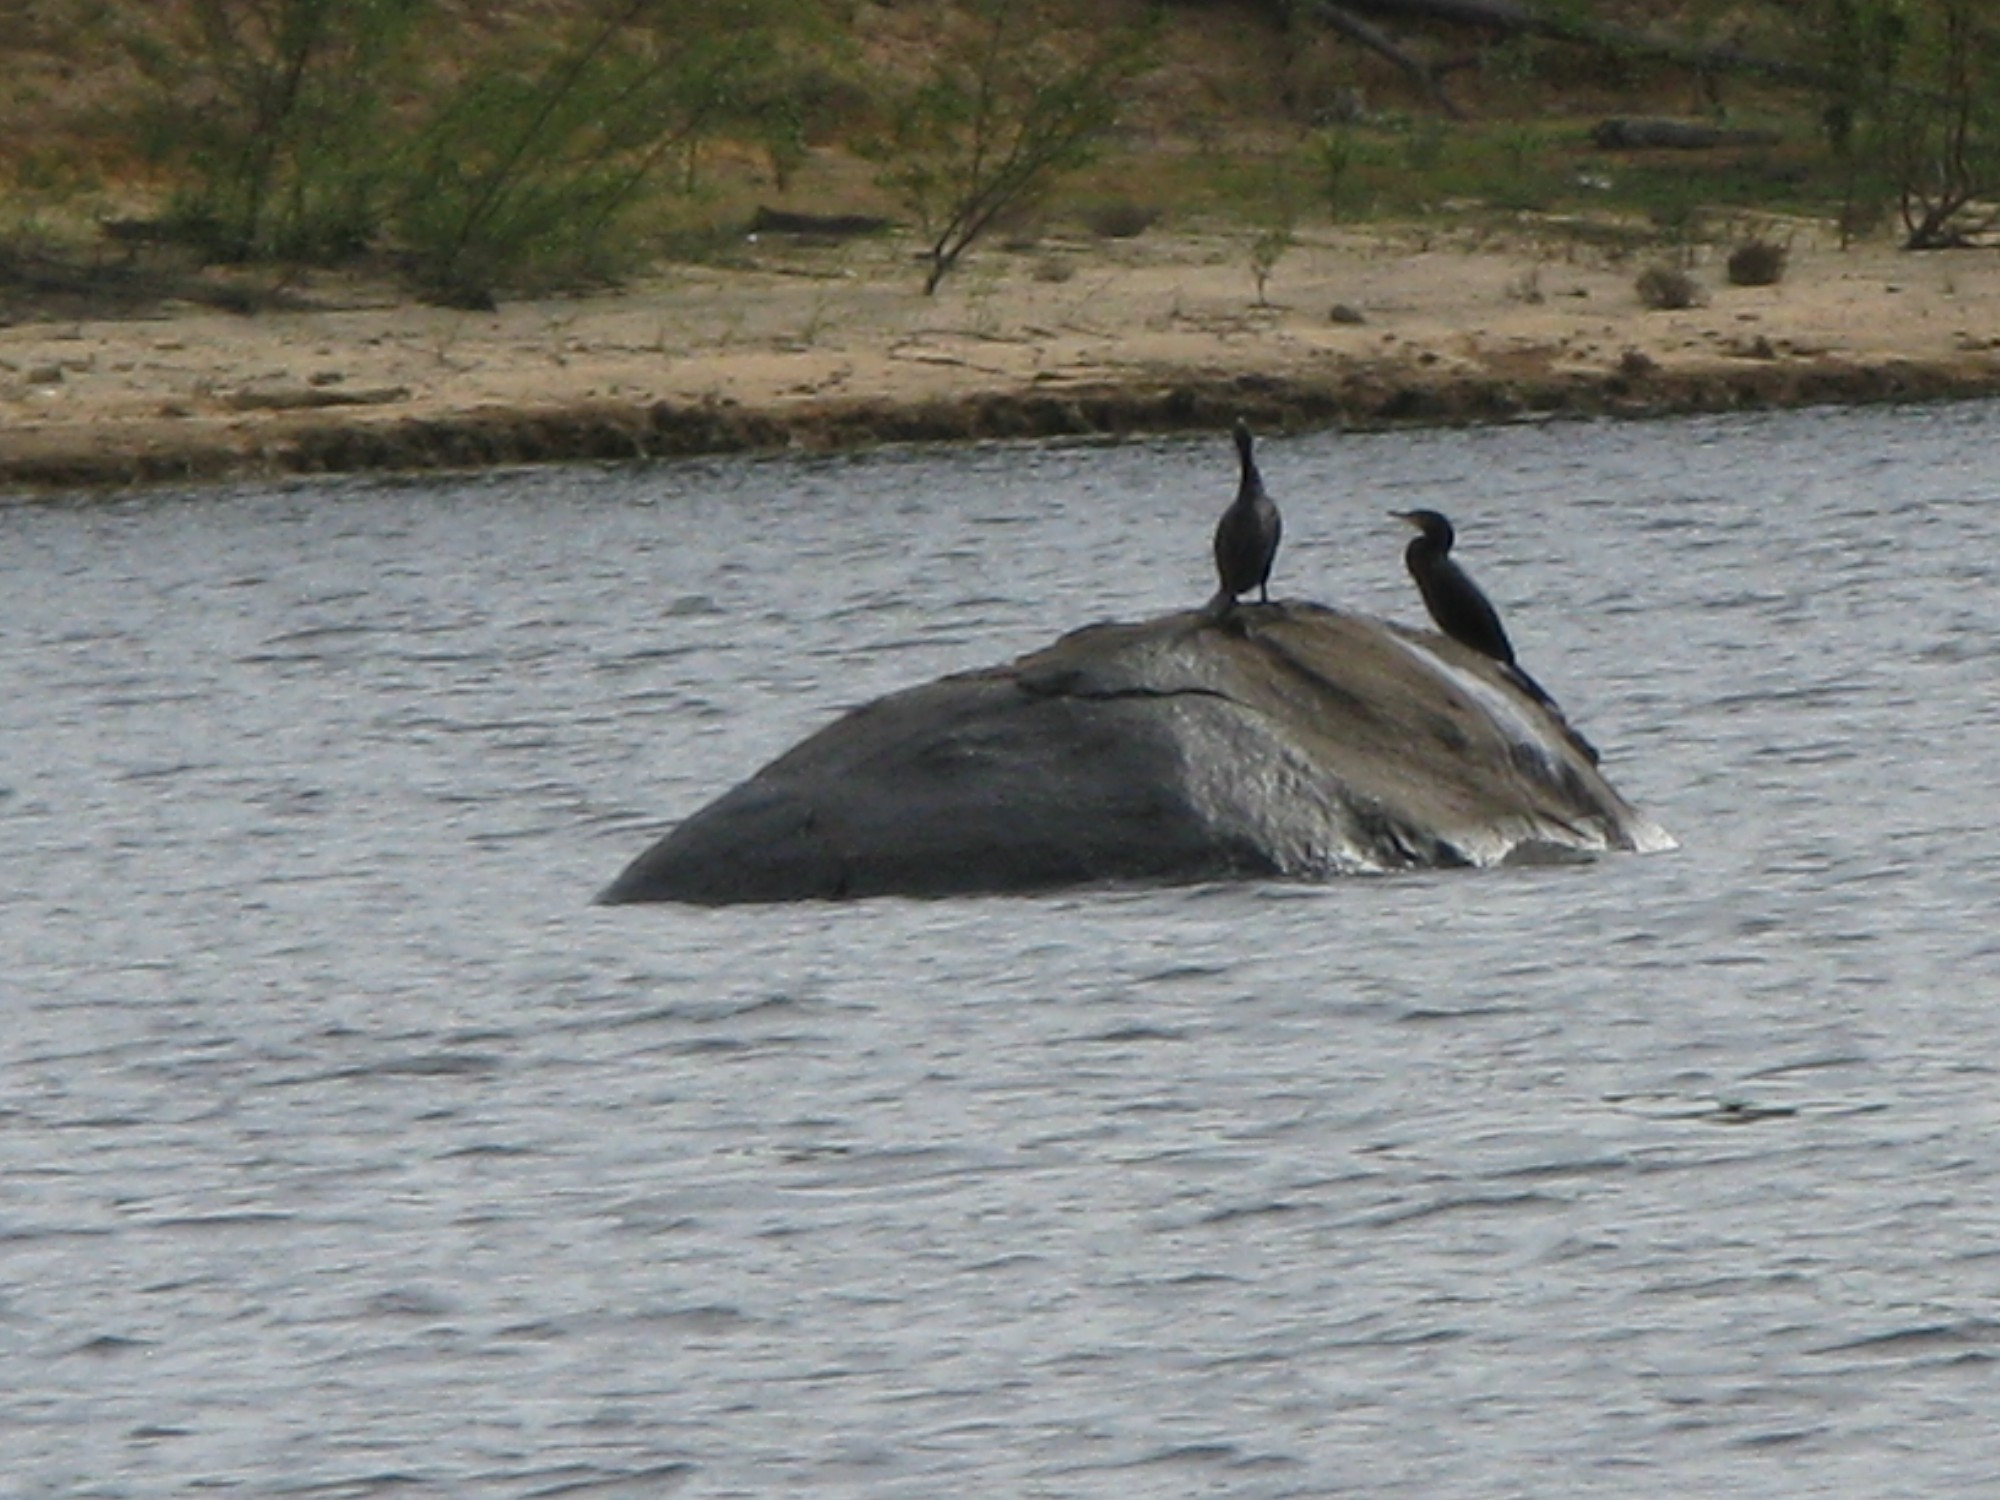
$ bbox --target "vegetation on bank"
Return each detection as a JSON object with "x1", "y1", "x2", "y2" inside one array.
[{"x1": 1, "y1": 0, "x2": 1996, "y2": 311}]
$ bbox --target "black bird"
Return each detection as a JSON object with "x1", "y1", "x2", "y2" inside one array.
[
  {"x1": 1211, "y1": 419, "x2": 1282, "y2": 614},
  {"x1": 1393, "y1": 507, "x2": 1601, "y2": 764},
  {"x1": 1392, "y1": 508, "x2": 1515, "y2": 665}
]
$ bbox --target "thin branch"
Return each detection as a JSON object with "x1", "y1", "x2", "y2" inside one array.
[
  {"x1": 1311, "y1": 0, "x2": 1851, "y2": 96},
  {"x1": 1303, "y1": 3, "x2": 1465, "y2": 120}
]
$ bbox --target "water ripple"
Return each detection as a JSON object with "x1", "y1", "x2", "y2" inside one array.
[{"x1": 7, "y1": 407, "x2": 2000, "y2": 1497}]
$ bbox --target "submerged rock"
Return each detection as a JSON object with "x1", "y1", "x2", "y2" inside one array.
[{"x1": 599, "y1": 602, "x2": 1672, "y2": 906}]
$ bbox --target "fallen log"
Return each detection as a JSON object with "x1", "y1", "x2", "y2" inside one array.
[{"x1": 1590, "y1": 117, "x2": 1783, "y2": 150}]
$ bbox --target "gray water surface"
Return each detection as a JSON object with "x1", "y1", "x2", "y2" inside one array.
[{"x1": 5, "y1": 404, "x2": 2000, "y2": 1497}]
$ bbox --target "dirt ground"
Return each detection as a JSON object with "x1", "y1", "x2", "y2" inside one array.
[{"x1": 4, "y1": 218, "x2": 1999, "y2": 491}]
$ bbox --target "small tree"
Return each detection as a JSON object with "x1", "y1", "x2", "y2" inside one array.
[
  {"x1": 112, "y1": 0, "x2": 428, "y2": 261},
  {"x1": 387, "y1": 0, "x2": 826, "y2": 305},
  {"x1": 1817, "y1": 0, "x2": 2000, "y2": 248},
  {"x1": 106, "y1": 0, "x2": 831, "y2": 298},
  {"x1": 1245, "y1": 154, "x2": 1299, "y2": 306},
  {"x1": 1249, "y1": 223, "x2": 1294, "y2": 306},
  {"x1": 1885, "y1": 0, "x2": 2000, "y2": 246},
  {"x1": 874, "y1": 0, "x2": 1156, "y2": 295}
]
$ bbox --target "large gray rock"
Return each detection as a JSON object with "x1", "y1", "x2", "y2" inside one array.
[{"x1": 599, "y1": 602, "x2": 1673, "y2": 905}]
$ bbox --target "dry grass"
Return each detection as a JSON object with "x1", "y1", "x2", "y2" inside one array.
[
  {"x1": 1635, "y1": 262, "x2": 1703, "y2": 310},
  {"x1": 1726, "y1": 237, "x2": 1789, "y2": 286}
]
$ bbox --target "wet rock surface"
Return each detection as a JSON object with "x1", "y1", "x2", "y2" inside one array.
[{"x1": 601, "y1": 602, "x2": 1672, "y2": 906}]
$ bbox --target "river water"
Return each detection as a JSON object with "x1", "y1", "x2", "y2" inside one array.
[{"x1": 4, "y1": 401, "x2": 1999, "y2": 1497}]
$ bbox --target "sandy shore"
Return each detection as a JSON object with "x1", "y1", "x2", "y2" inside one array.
[{"x1": 5, "y1": 220, "x2": 1999, "y2": 490}]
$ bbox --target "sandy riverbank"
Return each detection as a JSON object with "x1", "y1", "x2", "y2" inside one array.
[{"x1": 4, "y1": 219, "x2": 1999, "y2": 491}]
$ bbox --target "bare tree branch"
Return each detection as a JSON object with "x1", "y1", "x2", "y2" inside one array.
[
  {"x1": 1302, "y1": 3, "x2": 1465, "y2": 120},
  {"x1": 1297, "y1": 0, "x2": 1848, "y2": 103}
]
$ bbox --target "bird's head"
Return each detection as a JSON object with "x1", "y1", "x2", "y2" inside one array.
[{"x1": 1392, "y1": 509, "x2": 1454, "y2": 546}]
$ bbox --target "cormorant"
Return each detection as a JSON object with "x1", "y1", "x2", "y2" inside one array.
[
  {"x1": 1393, "y1": 507, "x2": 1600, "y2": 764},
  {"x1": 1392, "y1": 508, "x2": 1515, "y2": 665},
  {"x1": 1211, "y1": 419, "x2": 1282, "y2": 614}
]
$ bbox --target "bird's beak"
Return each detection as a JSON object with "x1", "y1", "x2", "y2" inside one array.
[{"x1": 1389, "y1": 510, "x2": 1418, "y2": 528}]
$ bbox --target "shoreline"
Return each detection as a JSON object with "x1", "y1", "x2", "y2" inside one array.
[
  {"x1": 8, "y1": 357, "x2": 1998, "y2": 493},
  {"x1": 6, "y1": 223, "x2": 1999, "y2": 492}
]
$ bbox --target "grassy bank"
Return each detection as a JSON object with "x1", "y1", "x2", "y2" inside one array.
[{"x1": 0, "y1": 0, "x2": 1890, "y2": 319}]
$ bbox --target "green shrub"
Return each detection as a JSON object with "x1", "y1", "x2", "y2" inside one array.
[
  {"x1": 387, "y1": 2, "x2": 832, "y2": 305},
  {"x1": 102, "y1": 0, "x2": 835, "y2": 301},
  {"x1": 113, "y1": 0, "x2": 424, "y2": 263}
]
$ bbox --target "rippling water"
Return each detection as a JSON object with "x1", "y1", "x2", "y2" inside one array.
[{"x1": 6, "y1": 403, "x2": 2000, "y2": 1497}]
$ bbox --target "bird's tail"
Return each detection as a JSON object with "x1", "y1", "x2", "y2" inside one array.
[{"x1": 1505, "y1": 663, "x2": 1602, "y2": 765}]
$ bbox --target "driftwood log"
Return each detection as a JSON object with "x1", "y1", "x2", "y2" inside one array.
[
  {"x1": 1589, "y1": 117, "x2": 1783, "y2": 151},
  {"x1": 746, "y1": 207, "x2": 893, "y2": 239}
]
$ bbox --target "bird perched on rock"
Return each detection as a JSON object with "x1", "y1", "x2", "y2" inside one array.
[
  {"x1": 1392, "y1": 508, "x2": 1516, "y2": 665},
  {"x1": 1210, "y1": 419, "x2": 1281, "y2": 616},
  {"x1": 1393, "y1": 507, "x2": 1600, "y2": 763}
]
